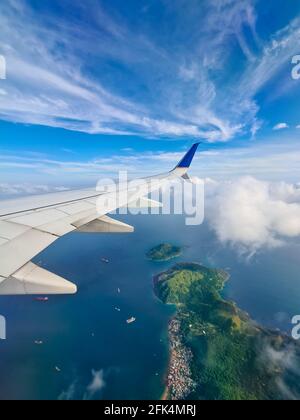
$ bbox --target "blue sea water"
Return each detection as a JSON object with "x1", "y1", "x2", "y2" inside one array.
[{"x1": 0, "y1": 214, "x2": 299, "y2": 400}]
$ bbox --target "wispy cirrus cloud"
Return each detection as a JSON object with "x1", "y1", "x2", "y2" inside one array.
[
  {"x1": 0, "y1": 0, "x2": 211, "y2": 139},
  {"x1": 0, "y1": 183, "x2": 68, "y2": 197},
  {"x1": 0, "y1": 0, "x2": 299, "y2": 141},
  {"x1": 58, "y1": 369, "x2": 106, "y2": 401},
  {"x1": 1, "y1": 138, "x2": 300, "y2": 194}
]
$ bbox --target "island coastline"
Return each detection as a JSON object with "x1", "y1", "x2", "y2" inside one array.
[
  {"x1": 147, "y1": 243, "x2": 183, "y2": 262},
  {"x1": 154, "y1": 263, "x2": 300, "y2": 401}
]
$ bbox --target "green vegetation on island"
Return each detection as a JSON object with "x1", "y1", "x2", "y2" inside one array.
[
  {"x1": 154, "y1": 263, "x2": 300, "y2": 401},
  {"x1": 147, "y1": 243, "x2": 182, "y2": 262}
]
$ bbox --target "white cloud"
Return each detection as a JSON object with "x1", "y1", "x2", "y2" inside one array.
[
  {"x1": 1, "y1": 139, "x2": 300, "y2": 189},
  {"x1": 0, "y1": 183, "x2": 69, "y2": 197},
  {"x1": 237, "y1": 16, "x2": 300, "y2": 99},
  {"x1": 206, "y1": 177, "x2": 300, "y2": 254},
  {"x1": 84, "y1": 370, "x2": 106, "y2": 400},
  {"x1": 0, "y1": 0, "x2": 298, "y2": 141},
  {"x1": 260, "y1": 342, "x2": 300, "y2": 400},
  {"x1": 179, "y1": 63, "x2": 198, "y2": 82},
  {"x1": 0, "y1": 0, "x2": 236, "y2": 141},
  {"x1": 273, "y1": 123, "x2": 289, "y2": 131},
  {"x1": 58, "y1": 380, "x2": 78, "y2": 401},
  {"x1": 0, "y1": 1, "x2": 208, "y2": 139},
  {"x1": 250, "y1": 119, "x2": 263, "y2": 138},
  {"x1": 58, "y1": 369, "x2": 107, "y2": 401}
]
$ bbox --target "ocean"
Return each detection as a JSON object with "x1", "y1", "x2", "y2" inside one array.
[{"x1": 0, "y1": 213, "x2": 299, "y2": 400}]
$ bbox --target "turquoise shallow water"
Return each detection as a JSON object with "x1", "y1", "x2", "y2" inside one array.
[{"x1": 0, "y1": 214, "x2": 299, "y2": 400}]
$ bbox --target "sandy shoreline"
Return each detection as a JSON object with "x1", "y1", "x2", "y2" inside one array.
[{"x1": 161, "y1": 387, "x2": 169, "y2": 401}]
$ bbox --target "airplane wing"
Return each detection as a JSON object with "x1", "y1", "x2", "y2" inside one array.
[{"x1": 0, "y1": 143, "x2": 200, "y2": 295}]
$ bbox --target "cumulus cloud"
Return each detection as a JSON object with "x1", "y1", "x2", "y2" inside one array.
[
  {"x1": 273, "y1": 123, "x2": 289, "y2": 131},
  {"x1": 206, "y1": 177, "x2": 300, "y2": 254},
  {"x1": 260, "y1": 342, "x2": 300, "y2": 400}
]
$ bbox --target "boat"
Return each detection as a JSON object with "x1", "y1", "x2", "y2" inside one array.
[
  {"x1": 101, "y1": 258, "x2": 110, "y2": 264},
  {"x1": 34, "y1": 297, "x2": 49, "y2": 302},
  {"x1": 115, "y1": 307, "x2": 121, "y2": 312},
  {"x1": 34, "y1": 340, "x2": 43, "y2": 345},
  {"x1": 55, "y1": 366, "x2": 61, "y2": 372},
  {"x1": 126, "y1": 317, "x2": 136, "y2": 324}
]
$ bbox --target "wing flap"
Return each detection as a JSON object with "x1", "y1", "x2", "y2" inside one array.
[
  {"x1": 78, "y1": 215, "x2": 134, "y2": 233},
  {"x1": 0, "y1": 262, "x2": 77, "y2": 295},
  {"x1": 0, "y1": 275, "x2": 25, "y2": 295},
  {"x1": 38, "y1": 220, "x2": 76, "y2": 237},
  {"x1": 0, "y1": 229, "x2": 57, "y2": 278},
  {"x1": 9, "y1": 208, "x2": 67, "y2": 228},
  {"x1": 0, "y1": 220, "x2": 31, "y2": 240},
  {"x1": 71, "y1": 211, "x2": 99, "y2": 229},
  {"x1": 59, "y1": 201, "x2": 95, "y2": 215}
]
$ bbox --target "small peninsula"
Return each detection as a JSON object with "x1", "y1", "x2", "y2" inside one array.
[
  {"x1": 154, "y1": 263, "x2": 300, "y2": 401},
  {"x1": 147, "y1": 244, "x2": 182, "y2": 262}
]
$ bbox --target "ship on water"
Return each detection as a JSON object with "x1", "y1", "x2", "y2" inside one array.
[
  {"x1": 34, "y1": 297, "x2": 49, "y2": 302},
  {"x1": 126, "y1": 317, "x2": 136, "y2": 324}
]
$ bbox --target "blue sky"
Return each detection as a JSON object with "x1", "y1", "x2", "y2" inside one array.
[{"x1": 0, "y1": 0, "x2": 300, "y2": 191}]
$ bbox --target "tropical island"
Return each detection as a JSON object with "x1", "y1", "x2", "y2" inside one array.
[
  {"x1": 154, "y1": 263, "x2": 300, "y2": 400},
  {"x1": 147, "y1": 243, "x2": 182, "y2": 262}
]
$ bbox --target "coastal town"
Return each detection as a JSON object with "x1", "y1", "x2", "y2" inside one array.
[{"x1": 166, "y1": 318, "x2": 196, "y2": 400}]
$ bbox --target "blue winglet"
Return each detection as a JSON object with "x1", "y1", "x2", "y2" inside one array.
[{"x1": 175, "y1": 143, "x2": 200, "y2": 169}]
